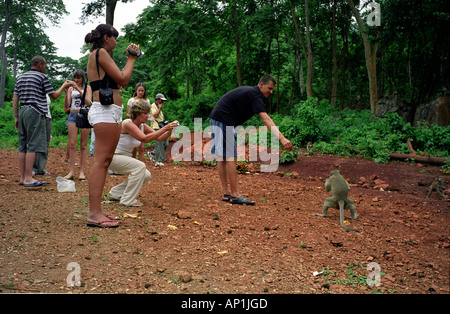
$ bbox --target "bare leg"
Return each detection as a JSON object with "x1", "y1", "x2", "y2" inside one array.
[
  {"x1": 87, "y1": 122, "x2": 121, "y2": 225},
  {"x1": 19, "y1": 152, "x2": 39, "y2": 185},
  {"x1": 217, "y1": 160, "x2": 231, "y2": 195},
  {"x1": 66, "y1": 123, "x2": 78, "y2": 178},
  {"x1": 218, "y1": 158, "x2": 240, "y2": 197},
  {"x1": 79, "y1": 128, "x2": 90, "y2": 179}
]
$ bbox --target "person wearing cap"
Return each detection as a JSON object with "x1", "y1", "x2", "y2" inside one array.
[
  {"x1": 150, "y1": 93, "x2": 169, "y2": 166},
  {"x1": 209, "y1": 74, "x2": 293, "y2": 205}
]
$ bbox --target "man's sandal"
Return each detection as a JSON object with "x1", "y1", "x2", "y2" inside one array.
[{"x1": 229, "y1": 195, "x2": 255, "y2": 206}]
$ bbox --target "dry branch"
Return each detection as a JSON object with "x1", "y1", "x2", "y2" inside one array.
[{"x1": 388, "y1": 139, "x2": 446, "y2": 165}]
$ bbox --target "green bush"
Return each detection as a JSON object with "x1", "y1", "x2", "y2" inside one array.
[
  {"x1": 165, "y1": 92, "x2": 220, "y2": 129},
  {"x1": 1, "y1": 95, "x2": 448, "y2": 165},
  {"x1": 275, "y1": 97, "x2": 449, "y2": 163},
  {"x1": 0, "y1": 99, "x2": 69, "y2": 149},
  {"x1": 0, "y1": 103, "x2": 18, "y2": 148}
]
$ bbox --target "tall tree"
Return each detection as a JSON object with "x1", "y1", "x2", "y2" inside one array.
[
  {"x1": 80, "y1": 0, "x2": 136, "y2": 26},
  {"x1": 346, "y1": 0, "x2": 379, "y2": 113},
  {"x1": 290, "y1": 0, "x2": 314, "y2": 98},
  {"x1": 0, "y1": 0, "x2": 67, "y2": 108}
]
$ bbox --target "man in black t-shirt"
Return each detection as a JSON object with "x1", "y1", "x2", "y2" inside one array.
[{"x1": 209, "y1": 74, "x2": 292, "y2": 205}]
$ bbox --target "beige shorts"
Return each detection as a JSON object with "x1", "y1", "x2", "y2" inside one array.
[{"x1": 88, "y1": 102, "x2": 123, "y2": 125}]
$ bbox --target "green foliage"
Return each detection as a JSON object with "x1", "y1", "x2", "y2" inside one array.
[
  {"x1": 274, "y1": 97, "x2": 449, "y2": 163},
  {"x1": 275, "y1": 97, "x2": 336, "y2": 147},
  {"x1": 164, "y1": 92, "x2": 220, "y2": 128},
  {"x1": 1, "y1": 95, "x2": 448, "y2": 166},
  {"x1": 280, "y1": 150, "x2": 299, "y2": 164},
  {"x1": 0, "y1": 99, "x2": 68, "y2": 149},
  {"x1": 0, "y1": 103, "x2": 18, "y2": 148}
]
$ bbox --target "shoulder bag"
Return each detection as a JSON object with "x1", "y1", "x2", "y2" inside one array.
[
  {"x1": 75, "y1": 84, "x2": 92, "y2": 129},
  {"x1": 96, "y1": 48, "x2": 114, "y2": 106}
]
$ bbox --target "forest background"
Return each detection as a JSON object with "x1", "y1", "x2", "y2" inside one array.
[{"x1": 0, "y1": 0, "x2": 449, "y2": 167}]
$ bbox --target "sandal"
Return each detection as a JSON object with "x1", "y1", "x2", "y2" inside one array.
[
  {"x1": 105, "y1": 214, "x2": 120, "y2": 221},
  {"x1": 87, "y1": 220, "x2": 119, "y2": 228},
  {"x1": 23, "y1": 180, "x2": 47, "y2": 187},
  {"x1": 123, "y1": 200, "x2": 143, "y2": 207},
  {"x1": 222, "y1": 194, "x2": 232, "y2": 202},
  {"x1": 229, "y1": 195, "x2": 255, "y2": 206}
]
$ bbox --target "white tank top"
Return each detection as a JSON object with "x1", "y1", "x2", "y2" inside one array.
[
  {"x1": 71, "y1": 90, "x2": 82, "y2": 110},
  {"x1": 115, "y1": 124, "x2": 145, "y2": 153}
]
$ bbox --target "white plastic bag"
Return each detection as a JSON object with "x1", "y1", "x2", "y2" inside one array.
[{"x1": 56, "y1": 176, "x2": 76, "y2": 192}]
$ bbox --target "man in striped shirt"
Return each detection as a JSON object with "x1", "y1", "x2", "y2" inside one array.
[{"x1": 13, "y1": 56, "x2": 73, "y2": 187}]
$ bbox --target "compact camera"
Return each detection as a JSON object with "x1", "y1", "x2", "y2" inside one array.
[{"x1": 128, "y1": 48, "x2": 144, "y2": 57}]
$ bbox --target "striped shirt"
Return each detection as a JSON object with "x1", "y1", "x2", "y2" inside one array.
[{"x1": 14, "y1": 69, "x2": 55, "y2": 116}]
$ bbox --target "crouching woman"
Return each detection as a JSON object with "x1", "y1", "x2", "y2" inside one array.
[{"x1": 108, "y1": 99, "x2": 178, "y2": 206}]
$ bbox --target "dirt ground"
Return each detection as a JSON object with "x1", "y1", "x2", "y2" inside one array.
[{"x1": 0, "y1": 139, "x2": 449, "y2": 295}]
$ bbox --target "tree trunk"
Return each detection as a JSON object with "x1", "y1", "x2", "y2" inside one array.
[
  {"x1": 0, "y1": 1, "x2": 16, "y2": 108},
  {"x1": 388, "y1": 139, "x2": 445, "y2": 165},
  {"x1": 346, "y1": 0, "x2": 379, "y2": 113},
  {"x1": 330, "y1": 0, "x2": 338, "y2": 107},
  {"x1": 290, "y1": 0, "x2": 313, "y2": 98},
  {"x1": 304, "y1": 0, "x2": 313, "y2": 98},
  {"x1": 105, "y1": 0, "x2": 117, "y2": 26},
  {"x1": 185, "y1": 54, "x2": 190, "y2": 99},
  {"x1": 276, "y1": 35, "x2": 280, "y2": 113},
  {"x1": 232, "y1": 4, "x2": 242, "y2": 87}
]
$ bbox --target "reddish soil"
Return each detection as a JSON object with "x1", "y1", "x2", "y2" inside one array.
[{"x1": 0, "y1": 142, "x2": 448, "y2": 295}]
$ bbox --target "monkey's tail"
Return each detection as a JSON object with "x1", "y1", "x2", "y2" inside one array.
[{"x1": 339, "y1": 200, "x2": 360, "y2": 232}]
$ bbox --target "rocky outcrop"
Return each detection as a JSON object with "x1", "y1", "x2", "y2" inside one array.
[{"x1": 413, "y1": 96, "x2": 450, "y2": 126}]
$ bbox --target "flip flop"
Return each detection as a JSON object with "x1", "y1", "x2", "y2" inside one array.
[
  {"x1": 23, "y1": 180, "x2": 47, "y2": 187},
  {"x1": 222, "y1": 194, "x2": 232, "y2": 202},
  {"x1": 229, "y1": 195, "x2": 255, "y2": 205},
  {"x1": 105, "y1": 214, "x2": 120, "y2": 221},
  {"x1": 87, "y1": 220, "x2": 119, "y2": 228},
  {"x1": 124, "y1": 201, "x2": 143, "y2": 207}
]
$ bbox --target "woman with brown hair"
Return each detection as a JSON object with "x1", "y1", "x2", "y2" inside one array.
[
  {"x1": 64, "y1": 69, "x2": 92, "y2": 181},
  {"x1": 126, "y1": 82, "x2": 152, "y2": 160},
  {"x1": 84, "y1": 24, "x2": 140, "y2": 228}
]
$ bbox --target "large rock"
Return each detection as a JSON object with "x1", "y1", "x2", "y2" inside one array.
[
  {"x1": 413, "y1": 96, "x2": 450, "y2": 126},
  {"x1": 374, "y1": 93, "x2": 411, "y2": 121}
]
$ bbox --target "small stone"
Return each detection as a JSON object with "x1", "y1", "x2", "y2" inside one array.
[
  {"x1": 179, "y1": 272, "x2": 192, "y2": 283},
  {"x1": 177, "y1": 210, "x2": 191, "y2": 219}
]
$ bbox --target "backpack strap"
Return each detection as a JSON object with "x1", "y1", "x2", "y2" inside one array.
[{"x1": 80, "y1": 83, "x2": 88, "y2": 108}]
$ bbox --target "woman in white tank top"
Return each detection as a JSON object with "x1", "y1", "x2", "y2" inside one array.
[
  {"x1": 63, "y1": 70, "x2": 92, "y2": 180},
  {"x1": 107, "y1": 99, "x2": 178, "y2": 207},
  {"x1": 126, "y1": 83, "x2": 152, "y2": 160}
]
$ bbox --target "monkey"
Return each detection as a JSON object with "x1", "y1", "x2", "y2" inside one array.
[
  {"x1": 306, "y1": 142, "x2": 313, "y2": 155},
  {"x1": 316, "y1": 170, "x2": 360, "y2": 232},
  {"x1": 427, "y1": 177, "x2": 447, "y2": 200}
]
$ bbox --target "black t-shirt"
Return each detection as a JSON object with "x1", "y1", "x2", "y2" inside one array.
[{"x1": 209, "y1": 86, "x2": 266, "y2": 126}]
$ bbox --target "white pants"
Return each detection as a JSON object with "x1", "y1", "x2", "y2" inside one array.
[{"x1": 108, "y1": 150, "x2": 151, "y2": 205}]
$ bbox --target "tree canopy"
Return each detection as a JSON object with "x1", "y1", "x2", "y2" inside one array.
[{"x1": 1, "y1": 0, "x2": 449, "y2": 119}]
